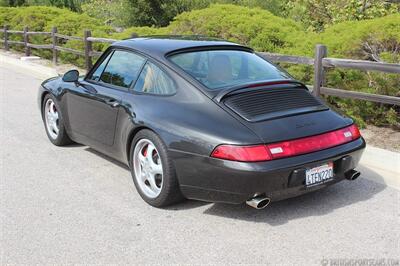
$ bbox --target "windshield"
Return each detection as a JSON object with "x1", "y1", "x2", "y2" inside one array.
[{"x1": 169, "y1": 50, "x2": 291, "y2": 90}]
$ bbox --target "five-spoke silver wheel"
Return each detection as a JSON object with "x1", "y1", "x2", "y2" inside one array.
[
  {"x1": 133, "y1": 139, "x2": 164, "y2": 198},
  {"x1": 44, "y1": 99, "x2": 59, "y2": 140}
]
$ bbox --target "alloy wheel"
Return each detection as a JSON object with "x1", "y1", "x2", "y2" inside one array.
[
  {"x1": 133, "y1": 139, "x2": 164, "y2": 198},
  {"x1": 44, "y1": 99, "x2": 59, "y2": 140}
]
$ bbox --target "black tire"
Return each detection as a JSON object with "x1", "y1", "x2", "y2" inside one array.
[
  {"x1": 129, "y1": 129, "x2": 184, "y2": 207},
  {"x1": 42, "y1": 94, "x2": 73, "y2": 146}
]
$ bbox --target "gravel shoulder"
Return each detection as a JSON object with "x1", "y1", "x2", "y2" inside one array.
[{"x1": 361, "y1": 125, "x2": 400, "y2": 153}]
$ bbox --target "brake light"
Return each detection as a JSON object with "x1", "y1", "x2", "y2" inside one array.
[
  {"x1": 211, "y1": 124, "x2": 361, "y2": 162},
  {"x1": 211, "y1": 144, "x2": 272, "y2": 162}
]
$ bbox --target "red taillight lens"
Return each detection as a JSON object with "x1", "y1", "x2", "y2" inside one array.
[
  {"x1": 211, "y1": 144, "x2": 272, "y2": 162},
  {"x1": 211, "y1": 124, "x2": 361, "y2": 162},
  {"x1": 266, "y1": 124, "x2": 361, "y2": 160}
]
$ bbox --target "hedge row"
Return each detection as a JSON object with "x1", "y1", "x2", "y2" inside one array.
[{"x1": 0, "y1": 4, "x2": 399, "y2": 127}]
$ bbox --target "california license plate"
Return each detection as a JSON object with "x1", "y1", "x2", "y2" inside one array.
[{"x1": 305, "y1": 162, "x2": 333, "y2": 186}]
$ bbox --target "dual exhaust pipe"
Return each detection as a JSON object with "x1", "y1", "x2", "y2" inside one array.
[{"x1": 246, "y1": 169, "x2": 360, "y2": 209}]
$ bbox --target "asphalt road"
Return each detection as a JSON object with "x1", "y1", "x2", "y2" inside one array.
[{"x1": 1, "y1": 63, "x2": 399, "y2": 265}]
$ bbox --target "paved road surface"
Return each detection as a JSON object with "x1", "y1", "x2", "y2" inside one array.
[{"x1": 1, "y1": 62, "x2": 399, "y2": 265}]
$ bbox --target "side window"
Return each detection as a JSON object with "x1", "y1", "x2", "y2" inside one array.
[
  {"x1": 133, "y1": 62, "x2": 176, "y2": 95},
  {"x1": 90, "y1": 52, "x2": 113, "y2": 81},
  {"x1": 99, "y1": 50, "x2": 145, "y2": 89}
]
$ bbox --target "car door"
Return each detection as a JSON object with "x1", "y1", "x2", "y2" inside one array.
[{"x1": 65, "y1": 48, "x2": 146, "y2": 147}]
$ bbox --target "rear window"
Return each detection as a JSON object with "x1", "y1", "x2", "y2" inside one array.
[{"x1": 169, "y1": 50, "x2": 291, "y2": 90}]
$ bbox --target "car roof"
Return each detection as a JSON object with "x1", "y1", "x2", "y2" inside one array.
[{"x1": 112, "y1": 36, "x2": 253, "y2": 60}]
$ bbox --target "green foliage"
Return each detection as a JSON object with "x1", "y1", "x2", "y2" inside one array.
[
  {"x1": 1, "y1": 0, "x2": 399, "y2": 29},
  {"x1": 290, "y1": 14, "x2": 400, "y2": 127},
  {"x1": 0, "y1": 4, "x2": 399, "y2": 127},
  {"x1": 1, "y1": 0, "x2": 84, "y2": 11},
  {"x1": 121, "y1": 0, "x2": 214, "y2": 27},
  {"x1": 125, "y1": 0, "x2": 175, "y2": 27},
  {"x1": 81, "y1": 0, "x2": 130, "y2": 27},
  {"x1": 77, "y1": 0, "x2": 287, "y2": 28},
  {"x1": 7, "y1": 6, "x2": 63, "y2": 30},
  {"x1": 312, "y1": 14, "x2": 400, "y2": 59},
  {"x1": 44, "y1": 11, "x2": 105, "y2": 35},
  {"x1": 113, "y1": 26, "x2": 166, "y2": 39},
  {"x1": 0, "y1": 6, "x2": 19, "y2": 25},
  {"x1": 282, "y1": 0, "x2": 399, "y2": 32},
  {"x1": 168, "y1": 4, "x2": 306, "y2": 53},
  {"x1": 81, "y1": 0, "x2": 212, "y2": 28},
  {"x1": 0, "y1": 6, "x2": 114, "y2": 66}
]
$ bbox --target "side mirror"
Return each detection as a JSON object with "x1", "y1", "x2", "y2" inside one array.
[{"x1": 62, "y1": 69, "x2": 79, "y2": 82}]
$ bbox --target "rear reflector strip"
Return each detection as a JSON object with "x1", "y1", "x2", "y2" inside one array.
[{"x1": 211, "y1": 124, "x2": 361, "y2": 162}]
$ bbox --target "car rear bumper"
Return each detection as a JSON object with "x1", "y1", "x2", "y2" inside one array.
[{"x1": 171, "y1": 137, "x2": 366, "y2": 204}]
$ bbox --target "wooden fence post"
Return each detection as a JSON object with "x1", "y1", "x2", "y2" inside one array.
[
  {"x1": 52, "y1": 26, "x2": 58, "y2": 65},
  {"x1": 23, "y1": 26, "x2": 30, "y2": 56},
  {"x1": 4, "y1": 25, "x2": 9, "y2": 51},
  {"x1": 313, "y1": 44, "x2": 327, "y2": 97},
  {"x1": 84, "y1": 29, "x2": 92, "y2": 72}
]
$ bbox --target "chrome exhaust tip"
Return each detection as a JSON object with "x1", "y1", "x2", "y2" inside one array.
[
  {"x1": 345, "y1": 169, "x2": 361, "y2": 181},
  {"x1": 246, "y1": 195, "x2": 271, "y2": 209}
]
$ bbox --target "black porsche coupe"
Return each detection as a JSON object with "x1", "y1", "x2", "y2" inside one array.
[{"x1": 38, "y1": 36, "x2": 365, "y2": 209}]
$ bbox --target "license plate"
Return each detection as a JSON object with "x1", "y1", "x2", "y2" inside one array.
[{"x1": 305, "y1": 162, "x2": 333, "y2": 186}]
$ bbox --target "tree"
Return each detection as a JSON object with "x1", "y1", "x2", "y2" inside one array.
[
  {"x1": 6, "y1": 0, "x2": 27, "y2": 6},
  {"x1": 124, "y1": 0, "x2": 212, "y2": 27}
]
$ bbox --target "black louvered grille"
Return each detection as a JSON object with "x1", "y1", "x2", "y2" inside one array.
[{"x1": 224, "y1": 88, "x2": 325, "y2": 121}]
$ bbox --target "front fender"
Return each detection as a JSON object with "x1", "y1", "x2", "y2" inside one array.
[{"x1": 37, "y1": 76, "x2": 63, "y2": 111}]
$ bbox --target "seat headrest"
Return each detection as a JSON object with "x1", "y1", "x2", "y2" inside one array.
[{"x1": 207, "y1": 54, "x2": 233, "y2": 85}]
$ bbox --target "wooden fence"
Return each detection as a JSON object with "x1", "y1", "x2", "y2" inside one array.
[{"x1": 1, "y1": 26, "x2": 399, "y2": 106}]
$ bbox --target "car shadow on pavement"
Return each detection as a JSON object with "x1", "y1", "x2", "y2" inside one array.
[
  {"x1": 201, "y1": 166, "x2": 388, "y2": 225},
  {"x1": 73, "y1": 146, "x2": 390, "y2": 218},
  {"x1": 81, "y1": 147, "x2": 214, "y2": 210},
  {"x1": 59, "y1": 143, "x2": 84, "y2": 148},
  {"x1": 166, "y1": 200, "x2": 211, "y2": 210}
]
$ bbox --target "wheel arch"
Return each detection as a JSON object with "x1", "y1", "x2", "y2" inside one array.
[
  {"x1": 39, "y1": 91, "x2": 51, "y2": 119},
  {"x1": 126, "y1": 126, "x2": 155, "y2": 164}
]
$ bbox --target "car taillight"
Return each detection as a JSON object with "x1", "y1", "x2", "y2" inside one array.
[
  {"x1": 211, "y1": 124, "x2": 361, "y2": 162},
  {"x1": 211, "y1": 144, "x2": 272, "y2": 162}
]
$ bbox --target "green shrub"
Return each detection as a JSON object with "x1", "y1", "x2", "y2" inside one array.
[
  {"x1": 8, "y1": 6, "x2": 64, "y2": 31},
  {"x1": 0, "y1": 5, "x2": 398, "y2": 127},
  {"x1": 0, "y1": 6, "x2": 115, "y2": 66},
  {"x1": 167, "y1": 4, "x2": 305, "y2": 53},
  {"x1": 298, "y1": 14, "x2": 400, "y2": 127},
  {"x1": 0, "y1": 6, "x2": 19, "y2": 26},
  {"x1": 112, "y1": 26, "x2": 167, "y2": 39}
]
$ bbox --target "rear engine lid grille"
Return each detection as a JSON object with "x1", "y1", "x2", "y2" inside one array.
[{"x1": 224, "y1": 88, "x2": 328, "y2": 122}]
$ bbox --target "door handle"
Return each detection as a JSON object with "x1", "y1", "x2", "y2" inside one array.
[{"x1": 106, "y1": 99, "x2": 120, "y2": 108}]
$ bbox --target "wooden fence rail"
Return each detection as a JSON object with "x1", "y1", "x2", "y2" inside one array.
[{"x1": 1, "y1": 25, "x2": 399, "y2": 106}]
